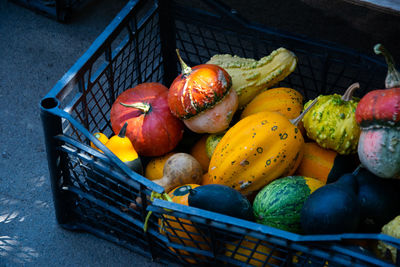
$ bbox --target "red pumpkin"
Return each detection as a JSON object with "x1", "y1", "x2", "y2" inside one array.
[
  {"x1": 110, "y1": 83, "x2": 184, "y2": 157},
  {"x1": 168, "y1": 50, "x2": 238, "y2": 133},
  {"x1": 355, "y1": 44, "x2": 400, "y2": 178}
]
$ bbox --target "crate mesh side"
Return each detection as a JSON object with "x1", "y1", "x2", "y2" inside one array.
[
  {"x1": 151, "y1": 207, "x2": 389, "y2": 266},
  {"x1": 56, "y1": 140, "x2": 167, "y2": 254},
  {"x1": 43, "y1": 1, "x2": 168, "y2": 257},
  {"x1": 173, "y1": 14, "x2": 386, "y2": 101},
  {"x1": 59, "y1": 8, "x2": 162, "y2": 142}
]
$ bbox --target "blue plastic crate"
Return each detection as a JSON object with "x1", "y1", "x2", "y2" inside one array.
[{"x1": 39, "y1": 0, "x2": 400, "y2": 265}]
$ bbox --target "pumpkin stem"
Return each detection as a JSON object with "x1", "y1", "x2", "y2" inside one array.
[
  {"x1": 143, "y1": 191, "x2": 173, "y2": 232},
  {"x1": 118, "y1": 122, "x2": 128, "y2": 138},
  {"x1": 119, "y1": 102, "x2": 151, "y2": 114},
  {"x1": 176, "y1": 49, "x2": 192, "y2": 76},
  {"x1": 374, "y1": 43, "x2": 400, "y2": 88},
  {"x1": 341, "y1": 82, "x2": 360, "y2": 101},
  {"x1": 290, "y1": 98, "x2": 318, "y2": 126}
]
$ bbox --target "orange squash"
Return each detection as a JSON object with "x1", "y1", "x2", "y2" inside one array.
[
  {"x1": 189, "y1": 135, "x2": 210, "y2": 173},
  {"x1": 225, "y1": 236, "x2": 283, "y2": 266},
  {"x1": 208, "y1": 99, "x2": 317, "y2": 196},
  {"x1": 201, "y1": 172, "x2": 212, "y2": 185},
  {"x1": 241, "y1": 87, "x2": 303, "y2": 119},
  {"x1": 160, "y1": 184, "x2": 208, "y2": 263},
  {"x1": 295, "y1": 142, "x2": 360, "y2": 184},
  {"x1": 295, "y1": 143, "x2": 335, "y2": 184}
]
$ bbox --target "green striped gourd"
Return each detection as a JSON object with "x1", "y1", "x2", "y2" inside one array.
[{"x1": 253, "y1": 176, "x2": 324, "y2": 233}]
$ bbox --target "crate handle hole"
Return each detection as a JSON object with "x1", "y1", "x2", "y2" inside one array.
[{"x1": 41, "y1": 97, "x2": 59, "y2": 110}]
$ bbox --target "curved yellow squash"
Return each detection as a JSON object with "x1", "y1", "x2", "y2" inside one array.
[
  {"x1": 208, "y1": 111, "x2": 304, "y2": 196},
  {"x1": 240, "y1": 87, "x2": 303, "y2": 119}
]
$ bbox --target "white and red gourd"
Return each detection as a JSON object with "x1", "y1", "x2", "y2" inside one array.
[
  {"x1": 355, "y1": 44, "x2": 400, "y2": 178},
  {"x1": 168, "y1": 50, "x2": 238, "y2": 133}
]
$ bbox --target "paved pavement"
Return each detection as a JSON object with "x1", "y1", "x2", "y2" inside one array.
[
  {"x1": 0, "y1": 1, "x2": 162, "y2": 266},
  {"x1": 0, "y1": 0, "x2": 399, "y2": 266}
]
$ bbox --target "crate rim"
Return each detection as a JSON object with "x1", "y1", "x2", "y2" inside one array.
[
  {"x1": 39, "y1": 0, "x2": 398, "y2": 265},
  {"x1": 150, "y1": 198, "x2": 400, "y2": 247}
]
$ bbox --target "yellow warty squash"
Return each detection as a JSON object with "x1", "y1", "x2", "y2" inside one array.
[
  {"x1": 207, "y1": 47, "x2": 297, "y2": 108},
  {"x1": 208, "y1": 112, "x2": 313, "y2": 196},
  {"x1": 302, "y1": 83, "x2": 360, "y2": 155}
]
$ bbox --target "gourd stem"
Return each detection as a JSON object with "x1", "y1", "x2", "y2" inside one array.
[
  {"x1": 290, "y1": 98, "x2": 318, "y2": 126},
  {"x1": 119, "y1": 102, "x2": 151, "y2": 114},
  {"x1": 374, "y1": 43, "x2": 400, "y2": 88},
  {"x1": 352, "y1": 164, "x2": 362, "y2": 176},
  {"x1": 118, "y1": 122, "x2": 128, "y2": 138},
  {"x1": 341, "y1": 82, "x2": 360, "y2": 101},
  {"x1": 176, "y1": 49, "x2": 192, "y2": 76},
  {"x1": 143, "y1": 192, "x2": 173, "y2": 232}
]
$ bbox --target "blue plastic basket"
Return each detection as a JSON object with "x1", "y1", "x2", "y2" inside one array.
[{"x1": 39, "y1": 0, "x2": 400, "y2": 265}]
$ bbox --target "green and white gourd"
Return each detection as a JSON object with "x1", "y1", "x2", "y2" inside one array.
[{"x1": 302, "y1": 83, "x2": 361, "y2": 155}]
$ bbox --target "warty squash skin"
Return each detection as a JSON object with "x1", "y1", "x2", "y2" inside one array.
[
  {"x1": 302, "y1": 83, "x2": 361, "y2": 155},
  {"x1": 208, "y1": 110, "x2": 307, "y2": 196},
  {"x1": 207, "y1": 47, "x2": 298, "y2": 108}
]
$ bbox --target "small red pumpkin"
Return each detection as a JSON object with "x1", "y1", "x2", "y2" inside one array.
[
  {"x1": 168, "y1": 50, "x2": 238, "y2": 133},
  {"x1": 355, "y1": 44, "x2": 400, "y2": 178},
  {"x1": 110, "y1": 83, "x2": 184, "y2": 157}
]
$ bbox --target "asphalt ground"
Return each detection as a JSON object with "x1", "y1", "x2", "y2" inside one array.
[
  {"x1": 0, "y1": 0, "x2": 161, "y2": 266},
  {"x1": 0, "y1": 0, "x2": 399, "y2": 266}
]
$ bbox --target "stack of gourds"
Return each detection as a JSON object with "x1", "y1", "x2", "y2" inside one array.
[{"x1": 90, "y1": 44, "x2": 400, "y2": 265}]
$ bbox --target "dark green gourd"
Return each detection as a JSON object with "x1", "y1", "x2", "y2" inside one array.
[
  {"x1": 355, "y1": 167, "x2": 400, "y2": 233},
  {"x1": 188, "y1": 184, "x2": 253, "y2": 221},
  {"x1": 301, "y1": 173, "x2": 360, "y2": 234}
]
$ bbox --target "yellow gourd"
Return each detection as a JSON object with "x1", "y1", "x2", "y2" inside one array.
[
  {"x1": 302, "y1": 83, "x2": 361, "y2": 155},
  {"x1": 241, "y1": 87, "x2": 303, "y2": 119},
  {"x1": 144, "y1": 152, "x2": 175, "y2": 180},
  {"x1": 377, "y1": 215, "x2": 400, "y2": 263},
  {"x1": 90, "y1": 132, "x2": 109, "y2": 152},
  {"x1": 105, "y1": 122, "x2": 143, "y2": 174},
  {"x1": 208, "y1": 99, "x2": 317, "y2": 196}
]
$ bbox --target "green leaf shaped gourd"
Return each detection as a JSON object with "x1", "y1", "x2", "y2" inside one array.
[{"x1": 302, "y1": 83, "x2": 361, "y2": 155}]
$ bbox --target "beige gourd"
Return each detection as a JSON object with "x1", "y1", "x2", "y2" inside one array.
[{"x1": 152, "y1": 153, "x2": 203, "y2": 193}]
